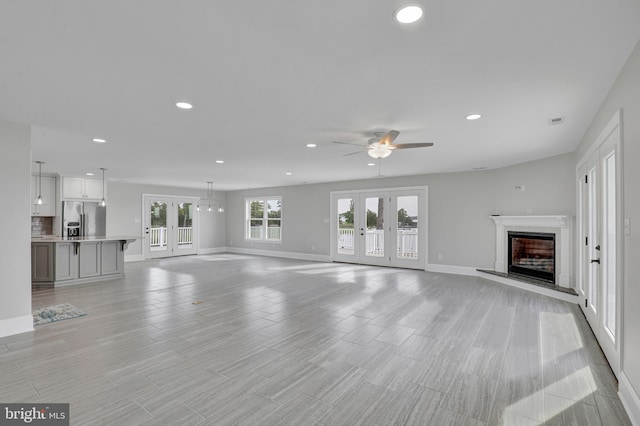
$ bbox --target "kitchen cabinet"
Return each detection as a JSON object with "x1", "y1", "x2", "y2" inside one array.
[
  {"x1": 62, "y1": 176, "x2": 104, "y2": 200},
  {"x1": 79, "y1": 241, "x2": 101, "y2": 278},
  {"x1": 31, "y1": 242, "x2": 54, "y2": 283},
  {"x1": 32, "y1": 239, "x2": 129, "y2": 286},
  {"x1": 30, "y1": 175, "x2": 56, "y2": 216},
  {"x1": 101, "y1": 241, "x2": 124, "y2": 275},
  {"x1": 55, "y1": 242, "x2": 79, "y2": 281}
]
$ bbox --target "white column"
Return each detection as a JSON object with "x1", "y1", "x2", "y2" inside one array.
[{"x1": 0, "y1": 121, "x2": 34, "y2": 338}]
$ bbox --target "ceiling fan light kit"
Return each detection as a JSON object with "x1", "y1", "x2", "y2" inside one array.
[
  {"x1": 368, "y1": 144, "x2": 393, "y2": 159},
  {"x1": 334, "y1": 129, "x2": 434, "y2": 159}
]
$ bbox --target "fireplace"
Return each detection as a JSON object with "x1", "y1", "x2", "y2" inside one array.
[{"x1": 508, "y1": 231, "x2": 555, "y2": 283}]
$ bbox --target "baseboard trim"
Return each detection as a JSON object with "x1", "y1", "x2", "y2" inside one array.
[
  {"x1": 226, "y1": 247, "x2": 331, "y2": 262},
  {"x1": 0, "y1": 314, "x2": 34, "y2": 339},
  {"x1": 619, "y1": 371, "x2": 640, "y2": 426},
  {"x1": 426, "y1": 263, "x2": 479, "y2": 276},
  {"x1": 477, "y1": 270, "x2": 578, "y2": 303},
  {"x1": 124, "y1": 254, "x2": 145, "y2": 262},
  {"x1": 198, "y1": 247, "x2": 228, "y2": 255}
]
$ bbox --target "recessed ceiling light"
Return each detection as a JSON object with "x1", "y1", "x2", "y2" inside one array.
[
  {"x1": 285, "y1": 172, "x2": 293, "y2": 176},
  {"x1": 306, "y1": 143, "x2": 317, "y2": 148},
  {"x1": 86, "y1": 172, "x2": 95, "y2": 176},
  {"x1": 175, "y1": 101, "x2": 193, "y2": 110},
  {"x1": 92, "y1": 138, "x2": 106, "y2": 143},
  {"x1": 465, "y1": 113, "x2": 482, "y2": 120},
  {"x1": 395, "y1": 5, "x2": 423, "y2": 24},
  {"x1": 367, "y1": 163, "x2": 376, "y2": 166},
  {"x1": 216, "y1": 160, "x2": 224, "y2": 164}
]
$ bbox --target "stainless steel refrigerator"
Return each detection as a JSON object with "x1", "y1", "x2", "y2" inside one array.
[{"x1": 62, "y1": 201, "x2": 106, "y2": 237}]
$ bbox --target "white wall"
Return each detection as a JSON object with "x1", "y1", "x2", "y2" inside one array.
[
  {"x1": 225, "y1": 152, "x2": 575, "y2": 268},
  {"x1": 106, "y1": 182, "x2": 227, "y2": 259},
  {"x1": 0, "y1": 121, "x2": 33, "y2": 338},
  {"x1": 575, "y1": 39, "x2": 640, "y2": 421}
]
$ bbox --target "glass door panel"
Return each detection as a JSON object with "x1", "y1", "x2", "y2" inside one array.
[
  {"x1": 176, "y1": 202, "x2": 194, "y2": 252},
  {"x1": 364, "y1": 196, "x2": 385, "y2": 258},
  {"x1": 337, "y1": 198, "x2": 355, "y2": 256},
  {"x1": 148, "y1": 198, "x2": 171, "y2": 258},
  {"x1": 396, "y1": 195, "x2": 418, "y2": 260}
]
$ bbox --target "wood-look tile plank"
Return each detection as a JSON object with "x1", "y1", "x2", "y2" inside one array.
[
  {"x1": 594, "y1": 394, "x2": 633, "y2": 426},
  {"x1": 0, "y1": 254, "x2": 626, "y2": 426},
  {"x1": 544, "y1": 394, "x2": 602, "y2": 426}
]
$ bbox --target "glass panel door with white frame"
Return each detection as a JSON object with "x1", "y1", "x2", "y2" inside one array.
[
  {"x1": 145, "y1": 195, "x2": 199, "y2": 259},
  {"x1": 331, "y1": 187, "x2": 426, "y2": 270},
  {"x1": 576, "y1": 116, "x2": 621, "y2": 377}
]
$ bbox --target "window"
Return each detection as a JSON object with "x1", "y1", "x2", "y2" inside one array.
[{"x1": 246, "y1": 197, "x2": 282, "y2": 241}]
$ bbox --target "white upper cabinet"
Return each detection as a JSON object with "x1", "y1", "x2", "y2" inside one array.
[
  {"x1": 31, "y1": 175, "x2": 56, "y2": 216},
  {"x1": 62, "y1": 176, "x2": 105, "y2": 200}
]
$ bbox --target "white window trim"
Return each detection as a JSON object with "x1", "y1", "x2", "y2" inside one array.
[{"x1": 245, "y1": 196, "x2": 283, "y2": 243}]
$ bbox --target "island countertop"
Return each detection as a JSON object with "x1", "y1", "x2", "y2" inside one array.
[{"x1": 31, "y1": 235, "x2": 140, "y2": 242}]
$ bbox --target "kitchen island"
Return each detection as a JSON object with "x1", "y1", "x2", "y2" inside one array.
[{"x1": 31, "y1": 236, "x2": 138, "y2": 287}]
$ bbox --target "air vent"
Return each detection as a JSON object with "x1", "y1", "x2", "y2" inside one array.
[{"x1": 548, "y1": 116, "x2": 565, "y2": 126}]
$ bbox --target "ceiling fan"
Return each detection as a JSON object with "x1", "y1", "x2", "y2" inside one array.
[{"x1": 333, "y1": 130, "x2": 434, "y2": 159}]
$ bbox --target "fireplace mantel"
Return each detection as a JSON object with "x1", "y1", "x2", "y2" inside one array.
[
  {"x1": 490, "y1": 215, "x2": 573, "y2": 288},
  {"x1": 490, "y1": 215, "x2": 571, "y2": 229}
]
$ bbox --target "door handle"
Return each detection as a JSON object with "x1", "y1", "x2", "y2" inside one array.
[{"x1": 590, "y1": 258, "x2": 600, "y2": 264}]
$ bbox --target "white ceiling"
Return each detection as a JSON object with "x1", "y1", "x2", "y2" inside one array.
[{"x1": 2, "y1": 1, "x2": 639, "y2": 190}]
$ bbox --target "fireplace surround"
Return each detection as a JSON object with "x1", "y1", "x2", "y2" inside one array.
[{"x1": 490, "y1": 215, "x2": 572, "y2": 288}]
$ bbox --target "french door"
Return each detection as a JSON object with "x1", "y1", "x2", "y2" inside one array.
[
  {"x1": 144, "y1": 195, "x2": 199, "y2": 259},
  {"x1": 331, "y1": 187, "x2": 427, "y2": 269},
  {"x1": 576, "y1": 113, "x2": 622, "y2": 376}
]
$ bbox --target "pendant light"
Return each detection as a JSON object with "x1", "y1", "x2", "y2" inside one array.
[
  {"x1": 207, "y1": 181, "x2": 213, "y2": 212},
  {"x1": 99, "y1": 168, "x2": 107, "y2": 207},
  {"x1": 201, "y1": 181, "x2": 224, "y2": 213},
  {"x1": 34, "y1": 161, "x2": 45, "y2": 205}
]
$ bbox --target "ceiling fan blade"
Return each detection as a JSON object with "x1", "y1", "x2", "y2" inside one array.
[
  {"x1": 333, "y1": 140, "x2": 366, "y2": 147},
  {"x1": 378, "y1": 130, "x2": 400, "y2": 146},
  {"x1": 393, "y1": 143, "x2": 434, "y2": 149},
  {"x1": 343, "y1": 150, "x2": 364, "y2": 157}
]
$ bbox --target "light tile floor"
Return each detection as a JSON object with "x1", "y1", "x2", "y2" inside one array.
[{"x1": 0, "y1": 254, "x2": 631, "y2": 425}]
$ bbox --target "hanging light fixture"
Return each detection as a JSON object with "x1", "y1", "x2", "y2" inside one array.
[
  {"x1": 202, "y1": 181, "x2": 224, "y2": 213},
  {"x1": 34, "y1": 161, "x2": 45, "y2": 205},
  {"x1": 207, "y1": 181, "x2": 213, "y2": 212},
  {"x1": 99, "y1": 168, "x2": 107, "y2": 207},
  {"x1": 367, "y1": 143, "x2": 393, "y2": 159}
]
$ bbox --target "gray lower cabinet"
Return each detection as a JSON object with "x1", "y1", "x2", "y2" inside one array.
[
  {"x1": 79, "y1": 241, "x2": 101, "y2": 278},
  {"x1": 55, "y1": 242, "x2": 79, "y2": 281},
  {"x1": 101, "y1": 241, "x2": 124, "y2": 275},
  {"x1": 32, "y1": 242, "x2": 54, "y2": 283},
  {"x1": 33, "y1": 240, "x2": 126, "y2": 285}
]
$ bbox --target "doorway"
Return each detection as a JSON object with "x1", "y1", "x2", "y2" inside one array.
[
  {"x1": 330, "y1": 187, "x2": 427, "y2": 269},
  {"x1": 143, "y1": 195, "x2": 199, "y2": 259},
  {"x1": 576, "y1": 111, "x2": 622, "y2": 376}
]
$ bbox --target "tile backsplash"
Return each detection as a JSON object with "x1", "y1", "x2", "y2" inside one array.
[{"x1": 31, "y1": 216, "x2": 54, "y2": 236}]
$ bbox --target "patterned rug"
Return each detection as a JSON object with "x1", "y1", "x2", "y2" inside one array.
[{"x1": 33, "y1": 303, "x2": 87, "y2": 326}]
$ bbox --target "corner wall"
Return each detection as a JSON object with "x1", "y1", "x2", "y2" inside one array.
[
  {"x1": 574, "y1": 39, "x2": 640, "y2": 423},
  {"x1": 0, "y1": 121, "x2": 33, "y2": 338}
]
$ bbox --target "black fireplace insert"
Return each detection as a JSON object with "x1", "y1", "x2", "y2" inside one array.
[{"x1": 508, "y1": 231, "x2": 555, "y2": 283}]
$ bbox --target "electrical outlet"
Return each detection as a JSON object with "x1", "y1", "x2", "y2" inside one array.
[
  {"x1": 312, "y1": 245, "x2": 316, "y2": 251},
  {"x1": 438, "y1": 253, "x2": 443, "y2": 261},
  {"x1": 625, "y1": 217, "x2": 631, "y2": 236}
]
